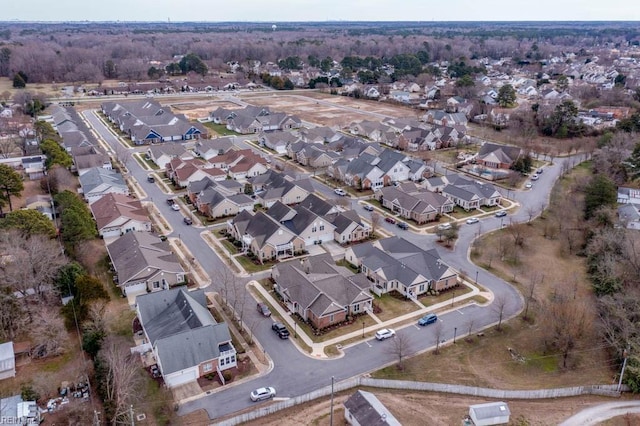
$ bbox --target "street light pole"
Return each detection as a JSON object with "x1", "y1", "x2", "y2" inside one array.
[
  {"x1": 453, "y1": 327, "x2": 457, "y2": 344},
  {"x1": 362, "y1": 321, "x2": 365, "y2": 338},
  {"x1": 475, "y1": 270, "x2": 479, "y2": 285},
  {"x1": 294, "y1": 322, "x2": 297, "y2": 338},
  {"x1": 618, "y1": 346, "x2": 630, "y2": 392},
  {"x1": 451, "y1": 291, "x2": 455, "y2": 307},
  {"x1": 330, "y1": 376, "x2": 335, "y2": 426}
]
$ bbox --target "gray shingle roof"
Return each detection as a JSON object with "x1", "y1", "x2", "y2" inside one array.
[
  {"x1": 343, "y1": 390, "x2": 401, "y2": 426},
  {"x1": 78, "y1": 168, "x2": 127, "y2": 194},
  {"x1": 107, "y1": 232, "x2": 184, "y2": 285},
  {"x1": 136, "y1": 286, "x2": 232, "y2": 375}
]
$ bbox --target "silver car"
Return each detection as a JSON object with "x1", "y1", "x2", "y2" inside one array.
[{"x1": 250, "y1": 386, "x2": 276, "y2": 402}]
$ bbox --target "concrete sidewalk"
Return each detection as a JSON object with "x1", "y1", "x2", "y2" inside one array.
[{"x1": 250, "y1": 278, "x2": 485, "y2": 359}]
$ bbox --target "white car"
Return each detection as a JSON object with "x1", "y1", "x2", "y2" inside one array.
[
  {"x1": 250, "y1": 386, "x2": 276, "y2": 402},
  {"x1": 525, "y1": 182, "x2": 533, "y2": 189},
  {"x1": 334, "y1": 188, "x2": 347, "y2": 196},
  {"x1": 437, "y1": 223, "x2": 452, "y2": 231},
  {"x1": 171, "y1": 203, "x2": 180, "y2": 211},
  {"x1": 531, "y1": 174, "x2": 539, "y2": 181},
  {"x1": 375, "y1": 329, "x2": 396, "y2": 341},
  {"x1": 466, "y1": 217, "x2": 479, "y2": 224}
]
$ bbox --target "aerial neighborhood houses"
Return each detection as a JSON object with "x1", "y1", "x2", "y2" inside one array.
[
  {"x1": 133, "y1": 287, "x2": 236, "y2": 388},
  {"x1": 101, "y1": 99, "x2": 208, "y2": 144},
  {"x1": 209, "y1": 105, "x2": 302, "y2": 134}
]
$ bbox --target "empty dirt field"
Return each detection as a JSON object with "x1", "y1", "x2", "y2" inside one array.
[{"x1": 242, "y1": 92, "x2": 418, "y2": 128}]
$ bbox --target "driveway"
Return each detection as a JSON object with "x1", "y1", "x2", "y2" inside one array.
[{"x1": 81, "y1": 105, "x2": 584, "y2": 422}]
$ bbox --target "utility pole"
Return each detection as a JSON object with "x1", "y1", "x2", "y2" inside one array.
[
  {"x1": 130, "y1": 405, "x2": 135, "y2": 426},
  {"x1": 93, "y1": 410, "x2": 101, "y2": 426},
  {"x1": 617, "y1": 346, "x2": 630, "y2": 392},
  {"x1": 330, "y1": 376, "x2": 335, "y2": 426}
]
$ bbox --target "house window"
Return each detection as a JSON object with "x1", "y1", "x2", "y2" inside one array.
[
  {"x1": 220, "y1": 358, "x2": 225, "y2": 366},
  {"x1": 152, "y1": 281, "x2": 160, "y2": 289},
  {"x1": 312, "y1": 226, "x2": 317, "y2": 232},
  {"x1": 319, "y1": 225, "x2": 324, "y2": 231},
  {"x1": 353, "y1": 304, "x2": 360, "y2": 312},
  {"x1": 231, "y1": 355, "x2": 236, "y2": 363},
  {"x1": 329, "y1": 314, "x2": 334, "y2": 323},
  {"x1": 203, "y1": 363, "x2": 212, "y2": 372},
  {"x1": 419, "y1": 284, "x2": 425, "y2": 292}
]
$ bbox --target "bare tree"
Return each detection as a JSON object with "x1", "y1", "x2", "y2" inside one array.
[
  {"x1": 493, "y1": 293, "x2": 508, "y2": 331},
  {"x1": 525, "y1": 205, "x2": 537, "y2": 223},
  {"x1": 96, "y1": 336, "x2": 144, "y2": 425},
  {"x1": 0, "y1": 231, "x2": 66, "y2": 305},
  {"x1": 542, "y1": 291, "x2": 589, "y2": 369},
  {"x1": 114, "y1": 144, "x2": 131, "y2": 172},
  {"x1": 213, "y1": 266, "x2": 240, "y2": 311},
  {"x1": 369, "y1": 211, "x2": 381, "y2": 237},
  {"x1": 523, "y1": 273, "x2": 542, "y2": 321},
  {"x1": 433, "y1": 321, "x2": 444, "y2": 355},
  {"x1": 389, "y1": 333, "x2": 413, "y2": 370},
  {"x1": 0, "y1": 292, "x2": 27, "y2": 341},
  {"x1": 465, "y1": 318, "x2": 475, "y2": 342},
  {"x1": 31, "y1": 308, "x2": 69, "y2": 358}
]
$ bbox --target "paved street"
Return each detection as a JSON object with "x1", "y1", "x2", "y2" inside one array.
[{"x1": 80, "y1": 104, "x2": 580, "y2": 421}]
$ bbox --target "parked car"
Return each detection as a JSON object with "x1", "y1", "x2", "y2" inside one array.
[
  {"x1": 385, "y1": 216, "x2": 396, "y2": 224},
  {"x1": 257, "y1": 302, "x2": 271, "y2": 317},
  {"x1": 171, "y1": 203, "x2": 180, "y2": 211},
  {"x1": 271, "y1": 322, "x2": 290, "y2": 339},
  {"x1": 437, "y1": 223, "x2": 452, "y2": 231},
  {"x1": 166, "y1": 198, "x2": 175, "y2": 205},
  {"x1": 466, "y1": 217, "x2": 479, "y2": 224},
  {"x1": 150, "y1": 364, "x2": 160, "y2": 378},
  {"x1": 537, "y1": 168, "x2": 544, "y2": 174},
  {"x1": 375, "y1": 329, "x2": 396, "y2": 341},
  {"x1": 495, "y1": 211, "x2": 507, "y2": 218},
  {"x1": 147, "y1": 175, "x2": 155, "y2": 183},
  {"x1": 525, "y1": 182, "x2": 533, "y2": 189},
  {"x1": 250, "y1": 387, "x2": 276, "y2": 402},
  {"x1": 183, "y1": 217, "x2": 193, "y2": 225},
  {"x1": 334, "y1": 188, "x2": 347, "y2": 196},
  {"x1": 363, "y1": 204, "x2": 374, "y2": 212},
  {"x1": 397, "y1": 221, "x2": 409, "y2": 230},
  {"x1": 418, "y1": 313, "x2": 438, "y2": 326},
  {"x1": 530, "y1": 174, "x2": 539, "y2": 181}
]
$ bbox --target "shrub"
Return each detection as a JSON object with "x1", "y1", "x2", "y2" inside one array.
[{"x1": 222, "y1": 371, "x2": 233, "y2": 382}]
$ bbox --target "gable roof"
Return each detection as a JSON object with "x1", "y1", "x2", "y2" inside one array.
[
  {"x1": 477, "y1": 142, "x2": 521, "y2": 164},
  {"x1": 107, "y1": 232, "x2": 184, "y2": 285},
  {"x1": 78, "y1": 168, "x2": 127, "y2": 194},
  {"x1": 90, "y1": 193, "x2": 149, "y2": 231},
  {"x1": 343, "y1": 390, "x2": 401, "y2": 426},
  {"x1": 136, "y1": 287, "x2": 232, "y2": 375}
]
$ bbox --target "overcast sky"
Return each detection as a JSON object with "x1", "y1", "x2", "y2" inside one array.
[{"x1": 4, "y1": 0, "x2": 640, "y2": 22}]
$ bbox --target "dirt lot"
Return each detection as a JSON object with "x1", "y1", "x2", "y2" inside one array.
[
  {"x1": 242, "y1": 91, "x2": 418, "y2": 128},
  {"x1": 237, "y1": 391, "x2": 639, "y2": 426}
]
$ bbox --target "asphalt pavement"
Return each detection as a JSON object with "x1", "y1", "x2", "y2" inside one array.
[{"x1": 80, "y1": 107, "x2": 582, "y2": 421}]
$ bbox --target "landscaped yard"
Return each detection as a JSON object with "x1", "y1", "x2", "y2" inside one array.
[
  {"x1": 449, "y1": 206, "x2": 480, "y2": 219},
  {"x1": 373, "y1": 293, "x2": 421, "y2": 322},
  {"x1": 235, "y1": 255, "x2": 276, "y2": 273},
  {"x1": 133, "y1": 152, "x2": 159, "y2": 170},
  {"x1": 203, "y1": 122, "x2": 243, "y2": 136},
  {"x1": 419, "y1": 284, "x2": 473, "y2": 307}
]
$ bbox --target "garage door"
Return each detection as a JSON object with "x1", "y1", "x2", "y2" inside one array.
[
  {"x1": 124, "y1": 282, "x2": 147, "y2": 297},
  {"x1": 165, "y1": 370, "x2": 198, "y2": 388}
]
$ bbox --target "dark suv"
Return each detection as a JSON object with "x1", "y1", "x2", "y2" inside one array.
[{"x1": 271, "y1": 322, "x2": 290, "y2": 339}]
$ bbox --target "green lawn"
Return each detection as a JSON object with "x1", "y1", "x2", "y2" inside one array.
[
  {"x1": 449, "y1": 206, "x2": 478, "y2": 219},
  {"x1": 133, "y1": 152, "x2": 159, "y2": 170},
  {"x1": 235, "y1": 255, "x2": 275, "y2": 273},
  {"x1": 420, "y1": 284, "x2": 473, "y2": 307},
  {"x1": 203, "y1": 122, "x2": 243, "y2": 136},
  {"x1": 335, "y1": 259, "x2": 359, "y2": 274},
  {"x1": 220, "y1": 239, "x2": 239, "y2": 254},
  {"x1": 374, "y1": 293, "x2": 421, "y2": 322}
]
